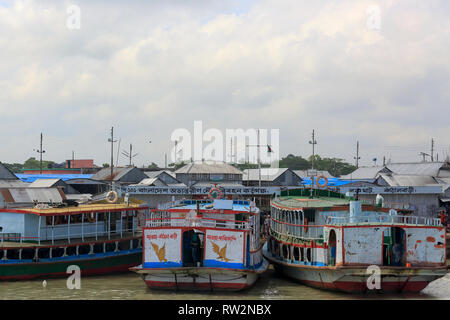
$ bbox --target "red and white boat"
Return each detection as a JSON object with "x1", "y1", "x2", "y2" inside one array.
[
  {"x1": 130, "y1": 198, "x2": 268, "y2": 291},
  {"x1": 263, "y1": 189, "x2": 447, "y2": 293}
]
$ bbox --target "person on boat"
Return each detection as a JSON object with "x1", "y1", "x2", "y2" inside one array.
[{"x1": 191, "y1": 232, "x2": 201, "y2": 267}]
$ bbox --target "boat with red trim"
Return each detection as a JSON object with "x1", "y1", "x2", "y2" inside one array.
[
  {"x1": 262, "y1": 188, "x2": 447, "y2": 293},
  {"x1": 0, "y1": 200, "x2": 149, "y2": 280},
  {"x1": 130, "y1": 198, "x2": 269, "y2": 291}
]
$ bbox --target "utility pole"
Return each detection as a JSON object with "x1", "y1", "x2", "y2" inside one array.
[
  {"x1": 246, "y1": 130, "x2": 273, "y2": 188},
  {"x1": 309, "y1": 129, "x2": 317, "y2": 170},
  {"x1": 108, "y1": 127, "x2": 117, "y2": 188},
  {"x1": 354, "y1": 141, "x2": 361, "y2": 168},
  {"x1": 34, "y1": 133, "x2": 46, "y2": 174},
  {"x1": 431, "y1": 138, "x2": 434, "y2": 162}
]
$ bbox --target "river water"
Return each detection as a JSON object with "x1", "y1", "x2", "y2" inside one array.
[{"x1": 1, "y1": 265, "x2": 449, "y2": 300}]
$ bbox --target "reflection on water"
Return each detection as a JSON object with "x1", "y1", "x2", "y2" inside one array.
[{"x1": 0, "y1": 266, "x2": 448, "y2": 300}]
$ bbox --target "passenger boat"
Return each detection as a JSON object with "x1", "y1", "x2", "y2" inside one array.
[
  {"x1": 262, "y1": 188, "x2": 447, "y2": 293},
  {"x1": 130, "y1": 198, "x2": 269, "y2": 291},
  {"x1": 0, "y1": 200, "x2": 148, "y2": 280}
]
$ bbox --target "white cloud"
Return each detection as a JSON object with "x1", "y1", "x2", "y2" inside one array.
[{"x1": 0, "y1": 0, "x2": 449, "y2": 167}]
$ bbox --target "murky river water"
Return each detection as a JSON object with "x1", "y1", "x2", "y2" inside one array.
[{"x1": 1, "y1": 265, "x2": 449, "y2": 300}]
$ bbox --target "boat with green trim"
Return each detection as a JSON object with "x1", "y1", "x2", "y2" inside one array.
[
  {"x1": 0, "y1": 201, "x2": 149, "y2": 280},
  {"x1": 262, "y1": 188, "x2": 447, "y2": 293}
]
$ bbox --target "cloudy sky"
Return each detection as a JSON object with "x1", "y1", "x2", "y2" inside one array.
[{"x1": 0, "y1": 0, "x2": 449, "y2": 167}]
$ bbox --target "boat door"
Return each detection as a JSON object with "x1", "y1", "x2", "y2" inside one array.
[
  {"x1": 328, "y1": 230, "x2": 337, "y2": 266},
  {"x1": 383, "y1": 227, "x2": 406, "y2": 266},
  {"x1": 182, "y1": 230, "x2": 204, "y2": 267}
]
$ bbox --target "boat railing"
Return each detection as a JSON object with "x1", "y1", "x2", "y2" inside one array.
[
  {"x1": 325, "y1": 215, "x2": 442, "y2": 226},
  {"x1": 145, "y1": 216, "x2": 251, "y2": 230},
  {"x1": 0, "y1": 234, "x2": 39, "y2": 245},
  {"x1": 269, "y1": 217, "x2": 323, "y2": 240}
]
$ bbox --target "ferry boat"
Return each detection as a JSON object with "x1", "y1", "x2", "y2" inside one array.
[
  {"x1": 130, "y1": 198, "x2": 269, "y2": 291},
  {"x1": 262, "y1": 188, "x2": 447, "y2": 293},
  {"x1": 0, "y1": 199, "x2": 148, "y2": 280}
]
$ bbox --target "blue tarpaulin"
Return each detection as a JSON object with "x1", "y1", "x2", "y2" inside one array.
[{"x1": 16, "y1": 173, "x2": 93, "y2": 183}]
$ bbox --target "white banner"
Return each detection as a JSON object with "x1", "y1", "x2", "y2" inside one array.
[
  {"x1": 204, "y1": 229, "x2": 245, "y2": 268},
  {"x1": 144, "y1": 228, "x2": 182, "y2": 265},
  {"x1": 124, "y1": 186, "x2": 279, "y2": 195}
]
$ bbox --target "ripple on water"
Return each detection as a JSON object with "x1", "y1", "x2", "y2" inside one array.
[{"x1": 0, "y1": 270, "x2": 449, "y2": 300}]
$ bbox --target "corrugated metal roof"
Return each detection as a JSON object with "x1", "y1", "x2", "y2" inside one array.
[
  {"x1": 175, "y1": 162, "x2": 243, "y2": 175},
  {"x1": 135, "y1": 178, "x2": 167, "y2": 186},
  {"x1": 340, "y1": 166, "x2": 391, "y2": 180},
  {"x1": 29, "y1": 178, "x2": 62, "y2": 188},
  {"x1": 242, "y1": 168, "x2": 289, "y2": 181},
  {"x1": 0, "y1": 180, "x2": 28, "y2": 187},
  {"x1": 90, "y1": 167, "x2": 147, "y2": 182},
  {"x1": 144, "y1": 170, "x2": 176, "y2": 179},
  {"x1": 386, "y1": 162, "x2": 450, "y2": 177},
  {"x1": 376, "y1": 173, "x2": 440, "y2": 187},
  {"x1": 293, "y1": 170, "x2": 334, "y2": 178},
  {"x1": 0, "y1": 162, "x2": 18, "y2": 180},
  {"x1": 1, "y1": 187, "x2": 64, "y2": 204}
]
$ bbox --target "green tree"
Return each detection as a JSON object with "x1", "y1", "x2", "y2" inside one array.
[
  {"x1": 102, "y1": 163, "x2": 110, "y2": 168},
  {"x1": 147, "y1": 162, "x2": 160, "y2": 170},
  {"x1": 23, "y1": 157, "x2": 55, "y2": 169}
]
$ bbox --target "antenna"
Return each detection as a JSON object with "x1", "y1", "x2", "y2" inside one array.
[
  {"x1": 122, "y1": 143, "x2": 139, "y2": 167},
  {"x1": 418, "y1": 152, "x2": 430, "y2": 162},
  {"x1": 309, "y1": 129, "x2": 317, "y2": 170},
  {"x1": 431, "y1": 138, "x2": 434, "y2": 162}
]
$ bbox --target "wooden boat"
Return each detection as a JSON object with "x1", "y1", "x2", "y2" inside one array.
[
  {"x1": 0, "y1": 201, "x2": 148, "y2": 280},
  {"x1": 130, "y1": 199, "x2": 269, "y2": 291},
  {"x1": 262, "y1": 188, "x2": 447, "y2": 293}
]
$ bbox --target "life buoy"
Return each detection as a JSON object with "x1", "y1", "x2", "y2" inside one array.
[
  {"x1": 315, "y1": 175, "x2": 328, "y2": 188},
  {"x1": 106, "y1": 191, "x2": 118, "y2": 203},
  {"x1": 87, "y1": 212, "x2": 96, "y2": 223},
  {"x1": 304, "y1": 218, "x2": 308, "y2": 233},
  {"x1": 208, "y1": 187, "x2": 223, "y2": 200}
]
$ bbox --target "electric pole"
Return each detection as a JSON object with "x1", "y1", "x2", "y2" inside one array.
[
  {"x1": 431, "y1": 138, "x2": 434, "y2": 162},
  {"x1": 108, "y1": 127, "x2": 117, "y2": 188},
  {"x1": 34, "y1": 133, "x2": 45, "y2": 174},
  {"x1": 354, "y1": 141, "x2": 361, "y2": 168},
  {"x1": 309, "y1": 129, "x2": 317, "y2": 170}
]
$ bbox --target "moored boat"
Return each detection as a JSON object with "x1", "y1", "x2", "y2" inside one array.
[
  {"x1": 0, "y1": 201, "x2": 149, "y2": 280},
  {"x1": 262, "y1": 188, "x2": 447, "y2": 293},
  {"x1": 130, "y1": 198, "x2": 269, "y2": 291}
]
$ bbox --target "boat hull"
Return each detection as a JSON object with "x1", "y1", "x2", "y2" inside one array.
[
  {"x1": 0, "y1": 250, "x2": 142, "y2": 281},
  {"x1": 131, "y1": 260, "x2": 269, "y2": 292},
  {"x1": 263, "y1": 249, "x2": 446, "y2": 293}
]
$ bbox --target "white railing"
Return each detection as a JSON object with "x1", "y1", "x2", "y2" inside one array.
[
  {"x1": 145, "y1": 216, "x2": 251, "y2": 230},
  {"x1": 325, "y1": 215, "x2": 441, "y2": 226},
  {"x1": 269, "y1": 217, "x2": 323, "y2": 240}
]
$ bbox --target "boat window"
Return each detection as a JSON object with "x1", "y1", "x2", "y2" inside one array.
[
  {"x1": 293, "y1": 247, "x2": 300, "y2": 261},
  {"x1": 105, "y1": 242, "x2": 116, "y2": 252},
  {"x1": 0, "y1": 249, "x2": 3, "y2": 260},
  {"x1": 66, "y1": 246, "x2": 77, "y2": 256},
  {"x1": 306, "y1": 248, "x2": 312, "y2": 262},
  {"x1": 300, "y1": 247, "x2": 304, "y2": 262},
  {"x1": 6, "y1": 249, "x2": 19, "y2": 260},
  {"x1": 93, "y1": 243, "x2": 104, "y2": 253},
  {"x1": 119, "y1": 240, "x2": 130, "y2": 251},
  {"x1": 282, "y1": 244, "x2": 289, "y2": 260},
  {"x1": 52, "y1": 247, "x2": 64, "y2": 258},
  {"x1": 78, "y1": 245, "x2": 90, "y2": 255},
  {"x1": 21, "y1": 248, "x2": 35, "y2": 259},
  {"x1": 38, "y1": 248, "x2": 50, "y2": 259},
  {"x1": 304, "y1": 209, "x2": 315, "y2": 223},
  {"x1": 132, "y1": 239, "x2": 139, "y2": 249}
]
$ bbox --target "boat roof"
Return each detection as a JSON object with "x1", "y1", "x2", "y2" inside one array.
[
  {"x1": 162, "y1": 200, "x2": 258, "y2": 214},
  {"x1": 272, "y1": 196, "x2": 351, "y2": 210},
  {"x1": 0, "y1": 203, "x2": 148, "y2": 216}
]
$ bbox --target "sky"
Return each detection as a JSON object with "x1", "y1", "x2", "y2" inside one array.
[{"x1": 0, "y1": 0, "x2": 449, "y2": 168}]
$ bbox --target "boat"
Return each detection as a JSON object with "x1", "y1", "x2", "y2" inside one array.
[
  {"x1": 0, "y1": 198, "x2": 149, "y2": 280},
  {"x1": 130, "y1": 198, "x2": 269, "y2": 291},
  {"x1": 262, "y1": 188, "x2": 447, "y2": 293}
]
